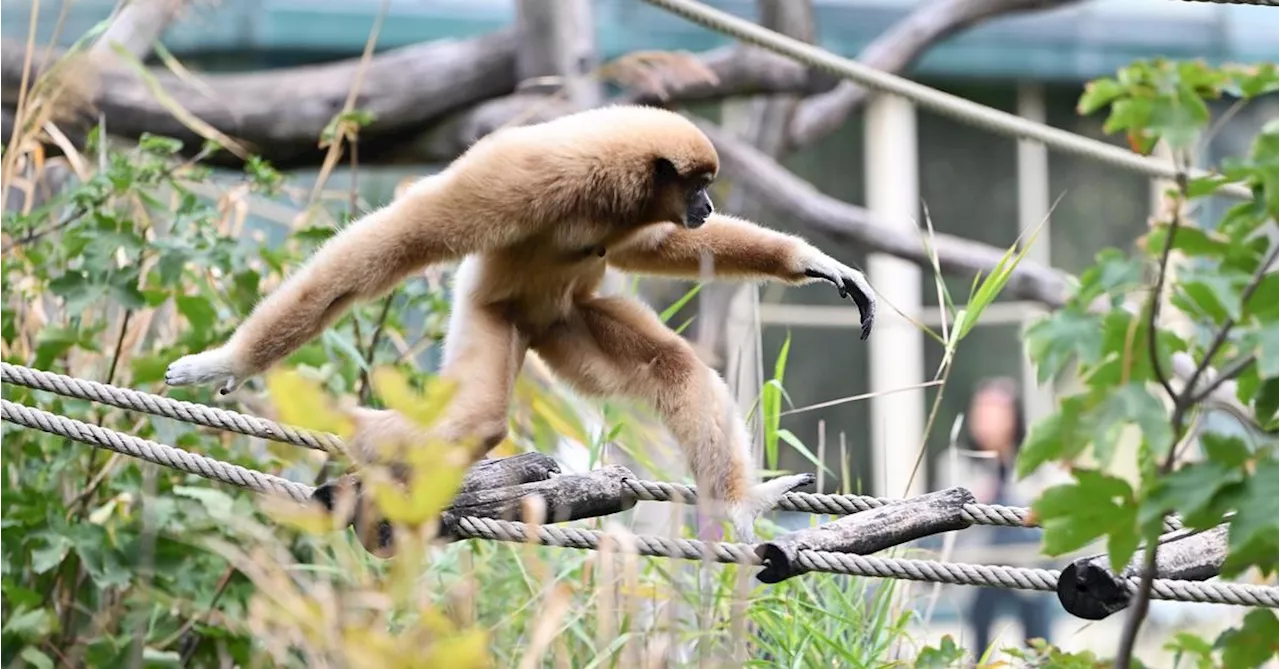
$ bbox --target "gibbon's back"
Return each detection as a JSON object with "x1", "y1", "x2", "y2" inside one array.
[{"x1": 442, "y1": 105, "x2": 722, "y2": 226}]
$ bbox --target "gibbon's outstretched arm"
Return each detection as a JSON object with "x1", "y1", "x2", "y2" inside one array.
[
  {"x1": 164, "y1": 175, "x2": 532, "y2": 394},
  {"x1": 609, "y1": 213, "x2": 876, "y2": 339}
]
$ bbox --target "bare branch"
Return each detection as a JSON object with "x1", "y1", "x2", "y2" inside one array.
[
  {"x1": 787, "y1": 0, "x2": 1081, "y2": 149},
  {"x1": 94, "y1": 0, "x2": 187, "y2": 60},
  {"x1": 1, "y1": 30, "x2": 517, "y2": 163}
]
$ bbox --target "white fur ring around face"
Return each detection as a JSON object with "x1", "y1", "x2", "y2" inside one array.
[{"x1": 164, "y1": 348, "x2": 242, "y2": 395}]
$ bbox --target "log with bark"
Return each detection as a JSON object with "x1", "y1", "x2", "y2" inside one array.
[{"x1": 1056, "y1": 525, "x2": 1231, "y2": 620}]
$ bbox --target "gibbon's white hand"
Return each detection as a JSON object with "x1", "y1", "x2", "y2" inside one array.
[
  {"x1": 801, "y1": 250, "x2": 877, "y2": 340},
  {"x1": 164, "y1": 348, "x2": 244, "y2": 396}
]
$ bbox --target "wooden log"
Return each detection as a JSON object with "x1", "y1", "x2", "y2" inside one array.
[
  {"x1": 439, "y1": 465, "x2": 637, "y2": 537},
  {"x1": 755, "y1": 486, "x2": 975, "y2": 584},
  {"x1": 309, "y1": 451, "x2": 561, "y2": 515},
  {"x1": 1057, "y1": 525, "x2": 1230, "y2": 620}
]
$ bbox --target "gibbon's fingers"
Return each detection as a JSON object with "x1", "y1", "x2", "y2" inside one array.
[{"x1": 801, "y1": 255, "x2": 876, "y2": 340}]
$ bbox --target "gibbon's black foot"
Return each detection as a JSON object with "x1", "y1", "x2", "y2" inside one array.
[{"x1": 804, "y1": 267, "x2": 876, "y2": 340}]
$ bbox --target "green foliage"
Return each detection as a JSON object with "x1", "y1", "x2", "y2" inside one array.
[
  {"x1": 1, "y1": 109, "x2": 904, "y2": 668},
  {"x1": 1024, "y1": 57, "x2": 1280, "y2": 666}
]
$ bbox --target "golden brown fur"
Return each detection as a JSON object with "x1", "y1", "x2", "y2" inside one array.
[{"x1": 165, "y1": 105, "x2": 875, "y2": 543}]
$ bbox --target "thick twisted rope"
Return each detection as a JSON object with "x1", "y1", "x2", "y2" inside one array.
[
  {"x1": 0, "y1": 399, "x2": 316, "y2": 503},
  {"x1": 1, "y1": 362, "x2": 346, "y2": 454},
  {"x1": 638, "y1": 0, "x2": 1257, "y2": 199},
  {"x1": 1180, "y1": 0, "x2": 1278, "y2": 4},
  {"x1": 621, "y1": 479, "x2": 1183, "y2": 533},
  {"x1": 3, "y1": 363, "x2": 1187, "y2": 532},
  {"x1": 4, "y1": 396, "x2": 1272, "y2": 607},
  {"x1": 454, "y1": 517, "x2": 1278, "y2": 608}
]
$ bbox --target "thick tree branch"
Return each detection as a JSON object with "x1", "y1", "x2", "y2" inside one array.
[
  {"x1": 787, "y1": 0, "x2": 1080, "y2": 149},
  {"x1": 94, "y1": 0, "x2": 186, "y2": 60},
  {"x1": 621, "y1": 44, "x2": 836, "y2": 106},
  {"x1": 1, "y1": 30, "x2": 518, "y2": 163}
]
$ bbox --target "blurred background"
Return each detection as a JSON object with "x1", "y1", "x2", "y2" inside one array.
[{"x1": 2, "y1": 0, "x2": 1276, "y2": 666}]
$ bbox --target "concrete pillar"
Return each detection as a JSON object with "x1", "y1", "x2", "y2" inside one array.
[
  {"x1": 864, "y1": 94, "x2": 925, "y2": 498},
  {"x1": 1016, "y1": 82, "x2": 1055, "y2": 423}
]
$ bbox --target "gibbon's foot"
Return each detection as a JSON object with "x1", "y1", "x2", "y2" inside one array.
[
  {"x1": 164, "y1": 348, "x2": 244, "y2": 395},
  {"x1": 801, "y1": 254, "x2": 876, "y2": 340},
  {"x1": 729, "y1": 472, "x2": 818, "y2": 544}
]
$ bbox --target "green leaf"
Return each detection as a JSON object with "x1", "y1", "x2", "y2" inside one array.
[
  {"x1": 1017, "y1": 394, "x2": 1090, "y2": 478},
  {"x1": 1090, "y1": 383, "x2": 1172, "y2": 466},
  {"x1": 175, "y1": 295, "x2": 218, "y2": 333},
  {"x1": 1250, "y1": 326, "x2": 1279, "y2": 379},
  {"x1": 1217, "y1": 609, "x2": 1279, "y2": 668},
  {"x1": 1221, "y1": 454, "x2": 1279, "y2": 577},
  {"x1": 173, "y1": 486, "x2": 237, "y2": 523},
  {"x1": 1075, "y1": 249, "x2": 1145, "y2": 307},
  {"x1": 1024, "y1": 310, "x2": 1105, "y2": 384},
  {"x1": 20, "y1": 647, "x2": 55, "y2": 669},
  {"x1": 1033, "y1": 469, "x2": 1139, "y2": 572},
  {"x1": 658, "y1": 283, "x2": 702, "y2": 324},
  {"x1": 1244, "y1": 273, "x2": 1278, "y2": 323},
  {"x1": 776, "y1": 429, "x2": 832, "y2": 477},
  {"x1": 1077, "y1": 78, "x2": 1124, "y2": 115},
  {"x1": 29, "y1": 533, "x2": 73, "y2": 574},
  {"x1": 1086, "y1": 311, "x2": 1187, "y2": 390},
  {"x1": 915, "y1": 635, "x2": 964, "y2": 669},
  {"x1": 1143, "y1": 460, "x2": 1241, "y2": 530},
  {"x1": 2, "y1": 606, "x2": 55, "y2": 640}
]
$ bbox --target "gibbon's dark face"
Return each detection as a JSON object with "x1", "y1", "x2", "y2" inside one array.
[{"x1": 653, "y1": 158, "x2": 715, "y2": 229}]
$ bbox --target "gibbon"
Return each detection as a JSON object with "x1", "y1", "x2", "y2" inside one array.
[{"x1": 164, "y1": 105, "x2": 876, "y2": 543}]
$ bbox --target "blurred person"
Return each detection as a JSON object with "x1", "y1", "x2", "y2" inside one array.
[{"x1": 938, "y1": 377, "x2": 1061, "y2": 659}]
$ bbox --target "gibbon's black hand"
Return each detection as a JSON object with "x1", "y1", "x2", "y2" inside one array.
[{"x1": 804, "y1": 266, "x2": 876, "y2": 340}]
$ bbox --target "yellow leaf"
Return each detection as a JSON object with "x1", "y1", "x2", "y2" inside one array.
[
  {"x1": 488, "y1": 436, "x2": 521, "y2": 458},
  {"x1": 371, "y1": 366, "x2": 458, "y2": 430},
  {"x1": 530, "y1": 396, "x2": 587, "y2": 445},
  {"x1": 265, "y1": 369, "x2": 353, "y2": 437},
  {"x1": 421, "y1": 629, "x2": 490, "y2": 669},
  {"x1": 264, "y1": 498, "x2": 339, "y2": 536}
]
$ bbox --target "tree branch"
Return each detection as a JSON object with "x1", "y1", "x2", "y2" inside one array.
[
  {"x1": 1, "y1": 30, "x2": 518, "y2": 164},
  {"x1": 787, "y1": 0, "x2": 1081, "y2": 149}
]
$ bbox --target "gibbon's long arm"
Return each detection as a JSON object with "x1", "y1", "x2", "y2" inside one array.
[
  {"x1": 609, "y1": 214, "x2": 876, "y2": 339},
  {"x1": 165, "y1": 176, "x2": 531, "y2": 393}
]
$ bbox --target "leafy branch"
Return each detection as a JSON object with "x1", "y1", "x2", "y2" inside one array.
[{"x1": 1021, "y1": 58, "x2": 1279, "y2": 669}]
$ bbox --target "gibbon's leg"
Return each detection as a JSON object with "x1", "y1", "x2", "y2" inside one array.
[
  {"x1": 164, "y1": 175, "x2": 531, "y2": 394},
  {"x1": 532, "y1": 295, "x2": 804, "y2": 542},
  {"x1": 349, "y1": 291, "x2": 529, "y2": 467},
  {"x1": 609, "y1": 213, "x2": 875, "y2": 339}
]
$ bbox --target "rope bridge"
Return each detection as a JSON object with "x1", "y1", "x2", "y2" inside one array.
[{"x1": 3, "y1": 363, "x2": 1276, "y2": 622}]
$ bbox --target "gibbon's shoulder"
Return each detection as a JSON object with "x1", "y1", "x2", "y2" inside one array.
[{"x1": 477, "y1": 105, "x2": 720, "y2": 178}]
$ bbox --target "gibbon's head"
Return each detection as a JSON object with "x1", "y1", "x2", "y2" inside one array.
[
  {"x1": 630, "y1": 108, "x2": 720, "y2": 230},
  {"x1": 541, "y1": 105, "x2": 720, "y2": 229}
]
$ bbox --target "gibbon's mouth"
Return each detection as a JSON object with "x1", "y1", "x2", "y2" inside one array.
[{"x1": 683, "y1": 212, "x2": 709, "y2": 229}]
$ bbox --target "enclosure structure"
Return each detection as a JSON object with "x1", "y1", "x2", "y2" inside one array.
[{"x1": 4, "y1": 0, "x2": 1276, "y2": 496}]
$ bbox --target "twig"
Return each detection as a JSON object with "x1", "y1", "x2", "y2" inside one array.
[
  {"x1": 1190, "y1": 354, "x2": 1257, "y2": 407},
  {"x1": 1117, "y1": 161, "x2": 1194, "y2": 668},
  {"x1": 1145, "y1": 174, "x2": 1185, "y2": 403}
]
